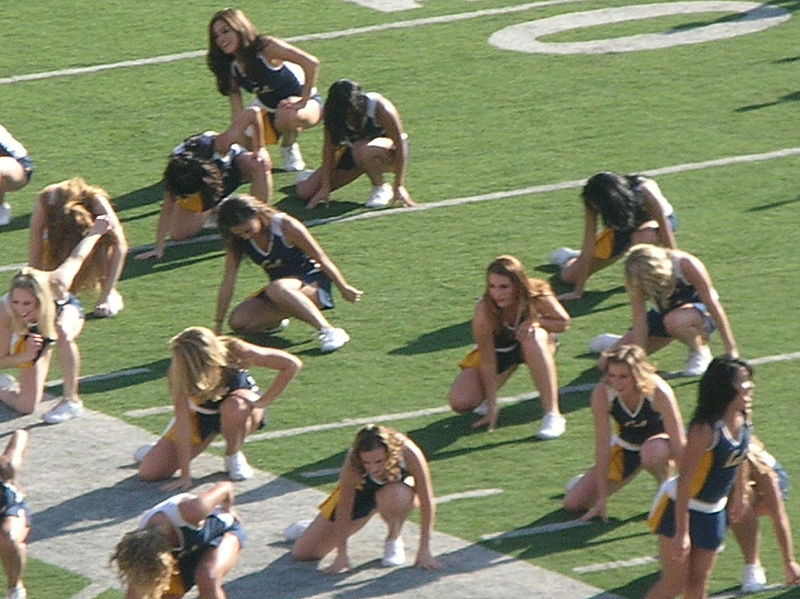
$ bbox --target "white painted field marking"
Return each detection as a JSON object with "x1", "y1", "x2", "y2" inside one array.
[
  {"x1": 0, "y1": 263, "x2": 25, "y2": 274},
  {"x1": 300, "y1": 467, "x2": 341, "y2": 479},
  {"x1": 44, "y1": 367, "x2": 150, "y2": 389},
  {"x1": 0, "y1": 0, "x2": 593, "y2": 86},
  {"x1": 124, "y1": 405, "x2": 172, "y2": 418},
  {"x1": 490, "y1": 2, "x2": 789, "y2": 55},
  {"x1": 481, "y1": 519, "x2": 589, "y2": 540},
  {"x1": 435, "y1": 488, "x2": 503, "y2": 504},
  {"x1": 573, "y1": 555, "x2": 658, "y2": 574}
]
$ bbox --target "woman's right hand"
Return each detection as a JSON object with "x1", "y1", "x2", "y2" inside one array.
[
  {"x1": 23, "y1": 334, "x2": 44, "y2": 362},
  {"x1": 136, "y1": 247, "x2": 164, "y2": 261},
  {"x1": 557, "y1": 290, "x2": 584, "y2": 301},
  {"x1": 306, "y1": 184, "x2": 331, "y2": 210},
  {"x1": 472, "y1": 404, "x2": 498, "y2": 432},
  {"x1": 162, "y1": 475, "x2": 193, "y2": 492},
  {"x1": 324, "y1": 552, "x2": 351, "y2": 574},
  {"x1": 579, "y1": 497, "x2": 608, "y2": 522}
]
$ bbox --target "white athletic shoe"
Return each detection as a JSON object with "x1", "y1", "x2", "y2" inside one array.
[
  {"x1": 225, "y1": 451, "x2": 254, "y2": 481},
  {"x1": 0, "y1": 374, "x2": 19, "y2": 393},
  {"x1": 548, "y1": 247, "x2": 580, "y2": 269},
  {"x1": 294, "y1": 169, "x2": 315, "y2": 184},
  {"x1": 319, "y1": 327, "x2": 350, "y2": 353},
  {"x1": 565, "y1": 474, "x2": 583, "y2": 492},
  {"x1": 472, "y1": 400, "x2": 489, "y2": 416},
  {"x1": 42, "y1": 399, "x2": 84, "y2": 424},
  {"x1": 281, "y1": 143, "x2": 305, "y2": 171},
  {"x1": 264, "y1": 319, "x2": 289, "y2": 335},
  {"x1": 381, "y1": 537, "x2": 406, "y2": 567},
  {"x1": 536, "y1": 412, "x2": 566, "y2": 440},
  {"x1": 683, "y1": 345, "x2": 712, "y2": 377},
  {"x1": 283, "y1": 519, "x2": 312, "y2": 542},
  {"x1": 133, "y1": 443, "x2": 155, "y2": 464},
  {"x1": 365, "y1": 183, "x2": 392, "y2": 209},
  {"x1": 0, "y1": 203, "x2": 11, "y2": 227},
  {"x1": 6, "y1": 584, "x2": 26, "y2": 599},
  {"x1": 741, "y1": 563, "x2": 766, "y2": 593},
  {"x1": 588, "y1": 333, "x2": 623, "y2": 354}
]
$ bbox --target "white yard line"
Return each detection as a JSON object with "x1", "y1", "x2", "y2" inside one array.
[
  {"x1": 573, "y1": 555, "x2": 658, "y2": 574},
  {"x1": 0, "y1": 0, "x2": 593, "y2": 86},
  {"x1": 481, "y1": 519, "x2": 589, "y2": 540}
]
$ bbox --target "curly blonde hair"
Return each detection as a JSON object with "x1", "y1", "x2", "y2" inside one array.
[
  {"x1": 483, "y1": 255, "x2": 552, "y2": 333},
  {"x1": 601, "y1": 344, "x2": 657, "y2": 397},
  {"x1": 37, "y1": 178, "x2": 115, "y2": 294},
  {"x1": 169, "y1": 326, "x2": 241, "y2": 403},
  {"x1": 110, "y1": 528, "x2": 176, "y2": 599},
  {"x1": 624, "y1": 244, "x2": 677, "y2": 311},
  {"x1": 347, "y1": 425, "x2": 405, "y2": 482}
]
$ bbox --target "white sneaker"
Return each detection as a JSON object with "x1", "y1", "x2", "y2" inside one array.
[
  {"x1": 0, "y1": 203, "x2": 11, "y2": 227},
  {"x1": 294, "y1": 169, "x2": 315, "y2": 184},
  {"x1": 202, "y1": 211, "x2": 218, "y2": 229},
  {"x1": 264, "y1": 318, "x2": 289, "y2": 335},
  {"x1": 381, "y1": 538, "x2": 406, "y2": 567},
  {"x1": 588, "y1": 333, "x2": 623, "y2": 354},
  {"x1": 42, "y1": 399, "x2": 84, "y2": 424},
  {"x1": 283, "y1": 519, "x2": 312, "y2": 542},
  {"x1": 6, "y1": 585, "x2": 26, "y2": 599},
  {"x1": 319, "y1": 327, "x2": 350, "y2": 353},
  {"x1": 365, "y1": 183, "x2": 392, "y2": 209},
  {"x1": 0, "y1": 374, "x2": 19, "y2": 393},
  {"x1": 225, "y1": 451, "x2": 254, "y2": 481},
  {"x1": 536, "y1": 412, "x2": 566, "y2": 440},
  {"x1": 741, "y1": 563, "x2": 766, "y2": 593},
  {"x1": 565, "y1": 474, "x2": 583, "y2": 492},
  {"x1": 472, "y1": 400, "x2": 489, "y2": 416},
  {"x1": 133, "y1": 443, "x2": 155, "y2": 464},
  {"x1": 683, "y1": 345, "x2": 712, "y2": 376},
  {"x1": 95, "y1": 290, "x2": 124, "y2": 318},
  {"x1": 548, "y1": 247, "x2": 580, "y2": 268},
  {"x1": 281, "y1": 143, "x2": 305, "y2": 171}
]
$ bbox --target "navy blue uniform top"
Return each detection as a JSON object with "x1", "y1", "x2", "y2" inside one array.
[
  {"x1": 231, "y1": 54, "x2": 303, "y2": 110},
  {"x1": 609, "y1": 390, "x2": 665, "y2": 448}
]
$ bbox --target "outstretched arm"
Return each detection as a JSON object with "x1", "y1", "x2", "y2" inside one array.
[
  {"x1": 230, "y1": 339, "x2": 302, "y2": 409},
  {"x1": 283, "y1": 216, "x2": 363, "y2": 304},
  {"x1": 136, "y1": 192, "x2": 175, "y2": 260},
  {"x1": 403, "y1": 437, "x2": 443, "y2": 570},
  {"x1": 375, "y1": 96, "x2": 415, "y2": 207},
  {"x1": 50, "y1": 216, "x2": 112, "y2": 292},
  {"x1": 214, "y1": 248, "x2": 243, "y2": 334},
  {"x1": 681, "y1": 254, "x2": 738, "y2": 357}
]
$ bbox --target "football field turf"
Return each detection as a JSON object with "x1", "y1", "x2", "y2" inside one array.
[{"x1": 1, "y1": 1, "x2": 799, "y2": 597}]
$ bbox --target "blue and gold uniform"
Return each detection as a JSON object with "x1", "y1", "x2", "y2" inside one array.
[
  {"x1": 334, "y1": 93, "x2": 390, "y2": 171},
  {"x1": 138, "y1": 494, "x2": 247, "y2": 596},
  {"x1": 647, "y1": 255, "x2": 714, "y2": 339},
  {"x1": 318, "y1": 463, "x2": 412, "y2": 521},
  {"x1": 593, "y1": 175, "x2": 676, "y2": 260},
  {"x1": 237, "y1": 212, "x2": 334, "y2": 309},
  {"x1": 0, "y1": 123, "x2": 33, "y2": 182},
  {"x1": 458, "y1": 323, "x2": 523, "y2": 374},
  {"x1": 165, "y1": 368, "x2": 262, "y2": 445},
  {"x1": 231, "y1": 56, "x2": 304, "y2": 111},
  {"x1": 607, "y1": 389, "x2": 665, "y2": 482},
  {"x1": 171, "y1": 132, "x2": 246, "y2": 213},
  {"x1": 0, "y1": 481, "x2": 29, "y2": 522},
  {"x1": 648, "y1": 420, "x2": 750, "y2": 550}
]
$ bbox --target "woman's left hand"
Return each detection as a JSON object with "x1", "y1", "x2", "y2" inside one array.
[
  {"x1": 472, "y1": 405, "x2": 498, "y2": 432},
  {"x1": 414, "y1": 549, "x2": 443, "y2": 571},
  {"x1": 162, "y1": 475, "x2": 193, "y2": 492},
  {"x1": 341, "y1": 285, "x2": 363, "y2": 304},
  {"x1": 392, "y1": 185, "x2": 417, "y2": 208}
]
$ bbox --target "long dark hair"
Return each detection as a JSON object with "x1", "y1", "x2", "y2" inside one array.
[
  {"x1": 206, "y1": 7, "x2": 265, "y2": 96},
  {"x1": 217, "y1": 194, "x2": 277, "y2": 251},
  {"x1": 163, "y1": 151, "x2": 224, "y2": 208},
  {"x1": 692, "y1": 356, "x2": 752, "y2": 425},
  {"x1": 582, "y1": 171, "x2": 645, "y2": 232},
  {"x1": 323, "y1": 78, "x2": 368, "y2": 146}
]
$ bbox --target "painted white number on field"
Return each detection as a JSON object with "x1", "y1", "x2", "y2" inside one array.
[
  {"x1": 489, "y1": 2, "x2": 790, "y2": 54},
  {"x1": 345, "y1": 0, "x2": 426, "y2": 12}
]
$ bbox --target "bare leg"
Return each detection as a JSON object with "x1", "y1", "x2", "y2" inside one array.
[
  {"x1": 194, "y1": 533, "x2": 242, "y2": 599},
  {"x1": 448, "y1": 367, "x2": 515, "y2": 413},
  {"x1": 292, "y1": 512, "x2": 371, "y2": 561}
]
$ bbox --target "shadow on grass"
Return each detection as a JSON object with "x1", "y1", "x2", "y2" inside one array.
[
  {"x1": 486, "y1": 509, "x2": 650, "y2": 561},
  {"x1": 274, "y1": 186, "x2": 365, "y2": 225},
  {"x1": 734, "y1": 90, "x2": 800, "y2": 113},
  {"x1": 745, "y1": 195, "x2": 800, "y2": 212},
  {"x1": 120, "y1": 236, "x2": 224, "y2": 282},
  {"x1": 388, "y1": 320, "x2": 472, "y2": 356},
  {"x1": 113, "y1": 181, "x2": 163, "y2": 216}
]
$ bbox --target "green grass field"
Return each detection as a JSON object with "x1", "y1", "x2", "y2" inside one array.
[{"x1": 2, "y1": 0, "x2": 799, "y2": 596}]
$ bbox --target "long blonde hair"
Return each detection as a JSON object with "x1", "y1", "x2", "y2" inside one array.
[
  {"x1": 483, "y1": 255, "x2": 552, "y2": 332},
  {"x1": 601, "y1": 344, "x2": 657, "y2": 396},
  {"x1": 624, "y1": 244, "x2": 677, "y2": 311},
  {"x1": 347, "y1": 425, "x2": 405, "y2": 482},
  {"x1": 37, "y1": 178, "x2": 115, "y2": 294},
  {"x1": 6, "y1": 268, "x2": 57, "y2": 340},
  {"x1": 169, "y1": 326, "x2": 239, "y2": 402},
  {"x1": 110, "y1": 528, "x2": 175, "y2": 599}
]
